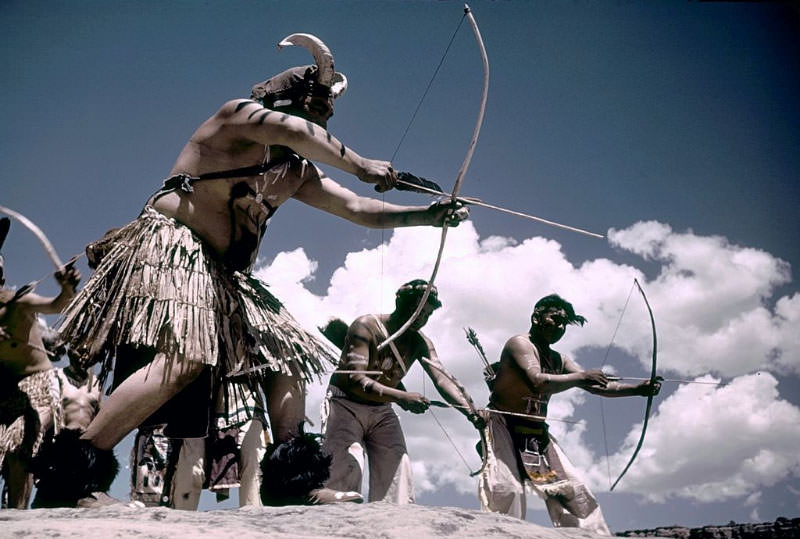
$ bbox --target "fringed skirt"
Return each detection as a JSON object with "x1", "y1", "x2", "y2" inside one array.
[
  {"x1": 0, "y1": 369, "x2": 61, "y2": 469},
  {"x1": 58, "y1": 207, "x2": 336, "y2": 385}
]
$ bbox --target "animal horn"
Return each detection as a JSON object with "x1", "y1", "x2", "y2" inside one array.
[{"x1": 278, "y1": 33, "x2": 335, "y2": 87}]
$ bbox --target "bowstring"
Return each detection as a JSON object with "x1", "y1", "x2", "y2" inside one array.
[
  {"x1": 379, "y1": 11, "x2": 468, "y2": 308},
  {"x1": 390, "y1": 13, "x2": 467, "y2": 164},
  {"x1": 599, "y1": 279, "x2": 637, "y2": 488},
  {"x1": 377, "y1": 10, "x2": 473, "y2": 476},
  {"x1": 6, "y1": 251, "x2": 86, "y2": 296},
  {"x1": 422, "y1": 369, "x2": 474, "y2": 475}
]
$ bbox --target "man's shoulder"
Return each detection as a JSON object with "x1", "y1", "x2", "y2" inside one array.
[
  {"x1": 352, "y1": 313, "x2": 384, "y2": 328},
  {"x1": 504, "y1": 333, "x2": 533, "y2": 350},
  {"x1": 216, "y1": 99, "x2": 266, "y2": 119},
  {"x1": 348, "y1": 314, "x2": 381, "y2": 339}
]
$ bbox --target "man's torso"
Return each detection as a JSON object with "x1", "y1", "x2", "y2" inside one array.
[
  {"x1": 57, "y1": 370, "x2": 100, "y2": 431},
  {"x1": 490, "y1": 334, "x2": 563, "y2": 417},
  {"x1": 331, "y1": 315, "x2": 424, "y2": 404},
  {"x1": 146, "y1": 103, "x2": 314, "y2": 265}
]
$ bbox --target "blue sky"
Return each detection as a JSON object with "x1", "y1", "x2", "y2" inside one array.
[{"x1": 2, "y1": 0, "x2": 799, "y2": 531}]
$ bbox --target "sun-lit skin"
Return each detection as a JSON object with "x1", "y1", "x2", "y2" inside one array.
[
  {"x1": 329, "y1": 289, "x2": 481, "y2": 427},
  {"x1": 489, "y1": 302, "x2": 661, "y2": 419},
  {"x1": 0, "y1": 264, "x2": 80, "y2": 509}
]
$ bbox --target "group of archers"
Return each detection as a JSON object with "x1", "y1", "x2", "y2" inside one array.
[{"x1": 0, "y1": 33, "x2": 660, "y2": 535}]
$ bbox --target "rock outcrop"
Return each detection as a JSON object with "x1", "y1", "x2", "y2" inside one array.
[{"x1": 616, "y1": 517, "x2": 800, "y2": 538}]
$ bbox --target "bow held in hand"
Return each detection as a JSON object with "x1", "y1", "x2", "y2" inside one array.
[{"x1": 429, "y1": 199, "x2": 469, "y2": 228}]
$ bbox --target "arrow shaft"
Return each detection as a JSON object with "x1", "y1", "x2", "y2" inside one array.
[{"x1": 395, "y1": 178, "x2": 604, "y2": 239}]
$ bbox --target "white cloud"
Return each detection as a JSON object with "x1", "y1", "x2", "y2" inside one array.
[
  {"x1": 604, "y1": 373, "x2": 800, "y2": 502},
  {"x1": 609, "y1": 221, "x2": 797, "y2": 377},
  {"x1": 252, "y1": 221, "x2": 800, "y2": 503}
]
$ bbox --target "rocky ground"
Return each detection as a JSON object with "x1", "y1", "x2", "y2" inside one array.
[
  {"x1": 1, "y1": 503, "x2": 796, "y2": 538},
  {"x1": 0, "y1": 502, "x2": 605, "y2": 539}
]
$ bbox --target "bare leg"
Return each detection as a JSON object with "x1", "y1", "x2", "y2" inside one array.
[
  {"x1": 81, "y1": 353, "x2": 205, "y2": 450},
  {"x1": 238, "y1": 418, "x2": 266, "y2": 507},
  {"x1": 262, "y1": 372, "x2": 305, "y2": 444},
  {"x1": 6, "y1": 400, "x2": 54, "y2": 508},
  {"x1": 170, "y1": 438, "x2": 205, "y2": 510},
  {"x1": 6, "y1": 455, "x2": 34, "y2": 509}
]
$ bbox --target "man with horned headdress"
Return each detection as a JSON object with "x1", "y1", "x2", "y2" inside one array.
[
  {"x1": 34, "y1": 35, "x2": 467, "y2": 507},
  {"x1": 478, "y1": 294, "x2": 660, "y2": 534},
  {"x1": 314, "y1": 280, "x2": 483, "y2": 504},
  {"x1": 0, "y1": 218, "x2": 81, "y2": 508}
]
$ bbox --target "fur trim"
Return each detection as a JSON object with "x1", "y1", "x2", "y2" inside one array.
[
  {"x1": 260, "y1": 423, "x2": 331, "y2": 506},
  {"x1": 30, "y1": 429, "x2": 119, "y2": 508}
]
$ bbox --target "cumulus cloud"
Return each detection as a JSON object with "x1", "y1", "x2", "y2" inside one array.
[
  {"x1": 604, "y1": 373, "x2": 800, "y2": 503},
  {"x1": 252, "y1": 221, "x2": 800, "y2": 505},
  {"x1": 609, "y1": 221, "x2": 797, "y2": 377}
]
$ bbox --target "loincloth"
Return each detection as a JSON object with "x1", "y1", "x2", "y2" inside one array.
[
  {"x1": 0, "y1": 369, "x2": 61, "y2": 469},
  {"x1": 58, "y1": 206, "x2": 336, "y2": 386},
  {"x1": 130, "y1": 423, "x2": 252, "y2": 506},
  {"x1": 504, "y1": 416, "x2": 598, "y2": 519}
]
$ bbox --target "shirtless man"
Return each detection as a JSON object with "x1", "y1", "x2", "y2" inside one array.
[
  {"x1": 320, "y1": 280, "x2": 483, "y2": 503},
  {"x1": 0, "y1": 217, "x2": 81, "y2": 509},
  {"x1": 478, "y1": 294, "x2": 661, "y2": 535},
  {"x1": 56, "y1": 350, "x2": 101, "y2": 432},
  {"x1": 38, "y1": 34, "x2": 467, "y2": 507}
]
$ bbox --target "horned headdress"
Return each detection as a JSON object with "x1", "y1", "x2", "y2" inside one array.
[{"x1": 251, "y1": 33, "x2": 347, "y2": 108}]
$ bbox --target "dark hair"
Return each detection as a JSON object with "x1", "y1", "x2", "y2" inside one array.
[
  {"x1": 533, "y1": 294, "x2": 587, "y2": 326},
  {"x1": 395, "y1": 279, "x2": 442, "y2": 311}
]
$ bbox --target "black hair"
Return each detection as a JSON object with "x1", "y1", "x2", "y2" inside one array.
[
  {"x1": 395, "y1": 279, "x2": 442, "y2": 312},
  {"x1": 533, "y1": 294, "x2": 587, "y2": 326}
]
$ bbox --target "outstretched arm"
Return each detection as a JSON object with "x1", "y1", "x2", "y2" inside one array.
[
  {"x1": 293, "y1": 168, "x2": 468, "y2": 228},
  {"x1": 506, "y1": 335, "x2": 604, "y2": 395},
  {"x1": 575, "y1": 356, "x2": 662, "y2": 398},
  {"x1": 16, "y1": 266, "x2": 81, "y2": 314},
  {"x1": 418, "y1": 338, "x2": 483, "y2": 427},
  {"x1": 221, "y1": 99, "x2": 395, "y2": 191}
]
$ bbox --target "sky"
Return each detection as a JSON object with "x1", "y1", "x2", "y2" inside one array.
[{"x1": 1, "y1": 0, "x2": 799, "y2": 532}]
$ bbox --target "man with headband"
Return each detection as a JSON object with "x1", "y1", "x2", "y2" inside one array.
[
  {"x1": 0, "y1": 218, "x2": 81, "y2": 508},
  {"x1": 36, "y1": 34, "x2": 467, "y2": 507},
  {"x1": 319, "y1": 279, "x2": 482, "y2": 504},
  {"x1": 478, "y1": 294, "x2": 660, "y2": 534}
]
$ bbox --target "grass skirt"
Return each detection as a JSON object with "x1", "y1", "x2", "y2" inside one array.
[
  {"x1": 58, "y1": 207, "x2": 335, "y2": 385},
  {"x1": 0, "y1": 369, "x2": 61, "y2": 469}
]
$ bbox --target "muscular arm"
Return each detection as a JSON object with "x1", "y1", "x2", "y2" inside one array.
[
  {"x1": 335, "y1": 319, "x2": 425, "y2": 407},
  {"x1": 418, "y1": 336, "x2": 479, "y2": 420},
  {"x1": 506, "y1": 335, "x2": 591, "y2": 395},
  {"x1": 15, "y1": 266, "x2": 80, "y2": 315},
  {"x1": 220, "y1": 100, "x2": 392, "y2": 188},
  {"x1": 293, "y1": 170, "x2": 455, "y2": 228},
  {"x1": 561, "y1": 355, "x2": 659, "y2": 397}
]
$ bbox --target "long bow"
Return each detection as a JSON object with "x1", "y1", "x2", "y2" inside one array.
[
  {"x1": 0, "y1": 204, "x2": 65, "y2": 269},
  {"x1": 378, "y1": 4, "x2": 489, "y2": 352},
  {"x1": 609, "y1": 277, "x2": 658, "y2": 491}
]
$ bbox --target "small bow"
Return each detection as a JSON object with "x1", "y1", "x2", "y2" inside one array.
[{"x1": 0, "y1": 204, "x2": 65, "y2": 270}]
